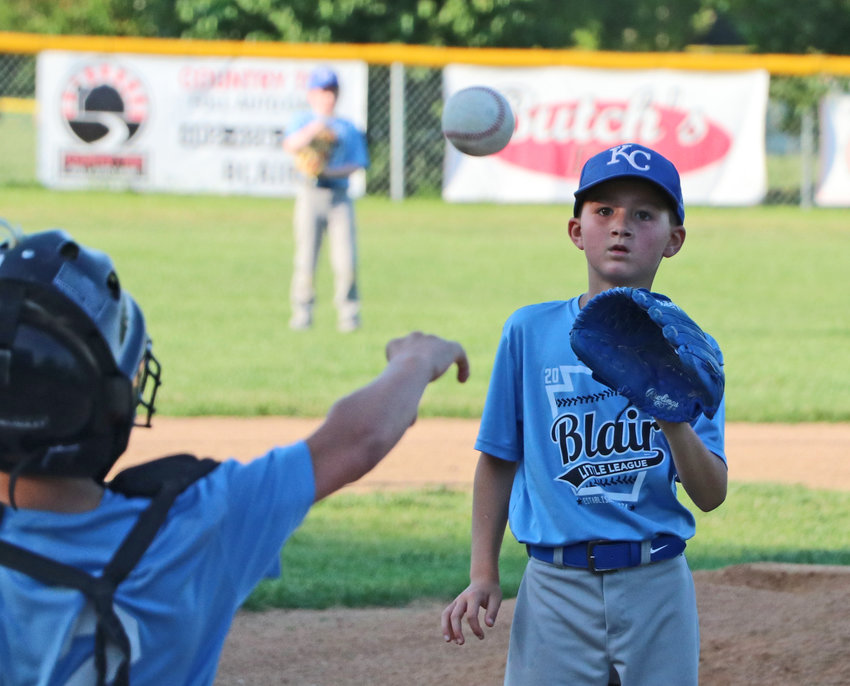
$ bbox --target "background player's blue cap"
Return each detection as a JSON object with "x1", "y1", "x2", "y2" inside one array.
[
  {"x1": 308, "y1": 66, "x2": 339, "y2": 90},
  {"x1": 573, "y1": 143, "x2": 685, "y2": 224}
]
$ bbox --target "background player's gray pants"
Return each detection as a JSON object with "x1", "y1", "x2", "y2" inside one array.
[
  {"x1": 290, "y1": 184, "x2": 360, "y2": 329},
  {"x1": 505, "y1": 555, "x2": 699, "y2": 685}
]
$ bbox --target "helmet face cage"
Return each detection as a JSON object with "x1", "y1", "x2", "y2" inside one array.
[
  {"x1": 0, "y1": 225, "x2": 160, "y2": 483},
  {"x1": 135, "y1": 343, "x2": 162, "y2": 428}
]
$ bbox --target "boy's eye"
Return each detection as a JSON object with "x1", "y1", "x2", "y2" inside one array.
[
  {"x1": 597, "y1": 207, "x2": 613, "y2": 216},
  {"x1": 635, "y1": 210, "x2": 653, "y2": 221}
]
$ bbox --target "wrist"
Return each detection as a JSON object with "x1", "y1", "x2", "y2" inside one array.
[
  {"x1": 469, "y1": 562, "x2": 500, "y2": 585},
  {"x1": 385, "y1": 352, "x2": 436, "y2": 387},
  {"x1": 656, "y1": 417, "x2": 689, "y2": 434}
]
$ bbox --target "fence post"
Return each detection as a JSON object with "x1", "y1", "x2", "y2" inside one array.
[
  {"x1": 800, "y1": 106, "x2": 814, "y2": 209},
  {"x1": 389, "y1": 62, "x2": 405, "y2": 201}
]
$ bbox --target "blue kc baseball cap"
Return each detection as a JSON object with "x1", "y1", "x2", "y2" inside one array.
[
  {"x1": 308, "y1": 66, "x2": 339, "y2": 91},
  {"x1": 573, "y1": 143, "x2": 685, "y2": 225}
]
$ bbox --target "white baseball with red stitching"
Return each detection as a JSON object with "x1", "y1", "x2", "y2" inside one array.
[{"x1": 441, "y1": 86, "x2": 515, "y2": 157}]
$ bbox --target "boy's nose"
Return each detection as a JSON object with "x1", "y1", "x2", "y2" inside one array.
[{"x1": 610, "y1": 215, "x2": 633, "y2": 237}]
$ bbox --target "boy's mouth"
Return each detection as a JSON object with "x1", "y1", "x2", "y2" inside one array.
[{"x1": 609, "y1": 243, "x2": 630, "y2": 254}]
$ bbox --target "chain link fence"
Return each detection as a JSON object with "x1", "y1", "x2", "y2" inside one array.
[
  {"x1": 0, "y1": 53, "x2": 35, "y2": 97},
  {"x1": 0, "y1": 52, "x2": 834, "y2": 205}
]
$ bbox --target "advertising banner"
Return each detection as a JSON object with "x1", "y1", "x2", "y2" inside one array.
[
  {"x1": 443, "y1": 65, "x2": 769, "y2": 207},
  {"x1": 36, "y1": 52, "x2": 368, "y2": 196},
  {"x1": 815, "y1": 94, "x2": 850, "y2": 207}
]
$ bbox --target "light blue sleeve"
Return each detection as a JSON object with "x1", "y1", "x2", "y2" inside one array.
[
  {"x1": 689, "y1": 330, "x2": 726, "y2": 464},
  {"x1": 195, "y1": 441, "x2": 316, "y2": 602},
  {"x1": 328, "y1": 119, "x2": 369, "y2": 170},
  {"x1": 475, "y1": 320, "x2": 523, "y2": 462},
  {"x1": 693, "y1": 396, "x2": 726, "y2": 464}
]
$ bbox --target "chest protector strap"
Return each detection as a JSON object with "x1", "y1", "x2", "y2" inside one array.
[{"x1": 0, "y1": 454, "x2": 219, "y2": 686}]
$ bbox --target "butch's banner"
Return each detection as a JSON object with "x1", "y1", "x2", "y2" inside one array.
[
  {"x1": 442, "y1": 65, "x2": 769, "y2": 206},
  {"x1": 36, "y1": 51, "x2": 368, "y2": 196}
]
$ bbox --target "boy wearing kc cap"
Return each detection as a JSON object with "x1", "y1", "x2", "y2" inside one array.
[{"x1": 442, "y1": 143, "x2": 727, "y2": 685}]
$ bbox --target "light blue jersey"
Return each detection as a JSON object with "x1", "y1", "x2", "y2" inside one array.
[
  {"x1": 476, "y1": 297, "x2": 725, "y2": 548},
  {"x1": 0, "y1": 442, "x2": 315, "y2": 686},
  {"x1": 287, "y1": 112, "x2": 369, "y2": 190}
]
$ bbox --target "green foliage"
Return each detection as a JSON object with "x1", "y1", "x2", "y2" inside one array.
[
  {"x1": 242, "y1": 483, "x2": 850, "y2": 610},
  {"x1": 0, "y1": 0, "x2": 157, "y2": 36},
  {"x1": 167, "y1": 0, "x2": 707, "y2": 50},
  {"x1": 573, "y1": 1, "x2": 704, "y2": 51},
  {"x1": 714, "y1": 0, "x2": 850, "y2": 55},
  {"x1": 8, "y1": 0, "x2": 850, "y2": 55},
  {"x1": 769, "y1": 75, "x2": 850, "y2": 137},
  {"x1": 3, "y1": 0, "x2": 848, "y2": 133},
  {"x1": 110, "y1": 0, "x2": 185, "y2": 37},
  {"x1": 175, "y1": 0, "x2": 279, "y2": 41}
]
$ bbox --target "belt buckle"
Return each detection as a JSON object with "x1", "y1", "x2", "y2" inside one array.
[{"x1": 587, "y1": 540, "x2": 622, "y2": 573}]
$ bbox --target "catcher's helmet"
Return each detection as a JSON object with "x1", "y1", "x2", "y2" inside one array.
[{"x1": 0, "y1": 222, "x2": 161, "y2": 491}]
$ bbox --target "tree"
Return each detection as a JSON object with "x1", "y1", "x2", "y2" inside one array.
[
  {"x1": 717, "y1": 0, "x2": 850, "y2": 55},
  {"x1": 2, "y1": 0, "x2": 849, "y2": 56},
  {"x1": 170, "y1": 0, "x2": 704, "y2": 51},
  {"x1": 0, "y1": 0, "x2": 178, "y2": 36}
]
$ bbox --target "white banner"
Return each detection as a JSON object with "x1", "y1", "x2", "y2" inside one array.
[
  {"x1": 36, "y1": 52, "x2": 368, "y2": 197},
  {"x1": 442, "y1": 65, "x2": 769, "y2": 207},
  {"x1": 815, "y1": 94, "x2": 850, "y2": 207}
]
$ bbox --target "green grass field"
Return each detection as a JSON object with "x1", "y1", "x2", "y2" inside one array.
[
  {"x1": 0, "y1": 187, "x2": 847, "y2": 422},
  {"x1": 244, "y1": 482, "x2": 850, "y2": 610},
  {"x1": 1, "y1": 186, "x2": 848, "y2": 609}
]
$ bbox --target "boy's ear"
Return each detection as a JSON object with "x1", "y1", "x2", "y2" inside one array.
[
  {"x1": 568, "y1": 217, "x2": 585, "y2": 250},
  {"x1": 663, "y1": 225, "x2": 686, "y2": 258}
]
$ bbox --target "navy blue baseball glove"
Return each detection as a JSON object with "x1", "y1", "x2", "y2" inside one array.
[{"x1": 569, "y1": 287, "x2": 725, "y2": 423}]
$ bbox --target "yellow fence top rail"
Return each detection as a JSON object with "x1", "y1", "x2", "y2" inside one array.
[{"x1": 3, "y1": 31, "x2": 850, "y2": 76}]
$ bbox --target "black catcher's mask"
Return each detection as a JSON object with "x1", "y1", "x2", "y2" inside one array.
[{"x1": 0, "y1": 222, "x2": 161, "y2": 500}]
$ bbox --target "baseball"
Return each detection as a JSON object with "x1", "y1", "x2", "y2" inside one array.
[{"x1": 441, "y1": 86, "x2": 515, "y2": 156}]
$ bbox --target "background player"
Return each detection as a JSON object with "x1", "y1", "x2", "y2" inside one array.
[
  {"x1": 283, "y1": 66, "x2": 370, "y2": 332},
  {"x1": 441, "y1": 143, "x2": 727, "y2": 685},
  {"x1": 0, "y1": 225, "x2": 468, "y2": 685}
]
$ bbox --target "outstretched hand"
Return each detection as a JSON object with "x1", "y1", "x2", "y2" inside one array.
[
  {"x1": 386, "y1": 331, "x2": 470, "y2": 384},
  {"x1": 308, "y1": 332, "x2": 469, "y2": 502}
]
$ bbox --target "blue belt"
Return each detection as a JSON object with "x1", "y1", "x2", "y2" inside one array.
[
  {"x1": 315, "y1": 177, "x2": 342, "y2": 190},
  {"x1": 526, "y1": 535, "x2": 685, "y2": 573}
]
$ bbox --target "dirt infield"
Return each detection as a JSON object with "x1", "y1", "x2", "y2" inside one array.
[{"x1": 118, "y1": 419, "x2": 850, "y2": 686}]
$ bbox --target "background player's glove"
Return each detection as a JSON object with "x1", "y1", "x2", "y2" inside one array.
[
  {"x1": 294, "y1": 126, "x2": 337, "y2": 178},
  {"x1": 569, "y1": 287, "x2": 725, "y2": 423}
]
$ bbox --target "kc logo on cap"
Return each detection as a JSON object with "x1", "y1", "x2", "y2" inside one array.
[{"x1": 607, "y1": 143, "x2": 652, "y2": 171}]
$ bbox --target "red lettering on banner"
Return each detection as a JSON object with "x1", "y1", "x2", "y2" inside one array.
[
  {"x1": 178, "y1": 67, "x2": 289, "y2": 91},
  {"x1": 497, "y1": 97, "x2": 731, "y2": 178},
  {"x1": 63, "y1": 153, "x2": 145, "y2": 174}
]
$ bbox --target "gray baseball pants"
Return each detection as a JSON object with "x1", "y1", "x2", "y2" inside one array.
[
  {"x1": 505, "y1": 554, "x2": 699, "y2": 685},
  {"x1": 290, "y1": 184, "x2": 360, "y2": 329}
]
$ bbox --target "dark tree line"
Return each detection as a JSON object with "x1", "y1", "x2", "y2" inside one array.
[{"x1": 2, "y1": 0, "x2": 849, "y2": 56}]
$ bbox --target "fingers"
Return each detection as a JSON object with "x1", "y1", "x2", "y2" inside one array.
[
  {"x1": 484, "y1": 601, "x2": 500, "y2": 630},
  {"x1": 449, "y1": 342, "x2": 471, "y2": 383},
  {"x1": 441, "y1": 599, "x2": 467, "y2": 645},
  {"x1": 386, "y1": 332, "x2": 470, "y2": 384},
  {"x1": 440, "y1": 591, "x2": 501, "y2": 646},
  {"x1": 442, "y1": 598, "x2": 478, "y2": 646}
]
